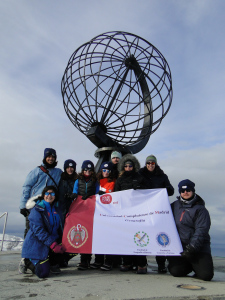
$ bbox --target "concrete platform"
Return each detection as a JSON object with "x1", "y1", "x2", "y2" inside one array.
[{"x1": 0, "y1": 252, "x2": 225, "y2": 300}]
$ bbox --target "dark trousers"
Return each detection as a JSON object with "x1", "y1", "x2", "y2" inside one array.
[
  {"x1": 93, "y1": 254, "x2": 104, "y2": 264},
  {"x1": 28, "y1": 251, "x2": 65, "y2": 278},
  {"x1": 24, "y1": 215, "x2": 30, "y2": 238},
  {"x1": 123, "y1": 255, "x2": 147, "y2": 267},
  {"x1": 80, "y1": 253, "x2": 92, "y2": 264},
  {"x1": 156, "y1": 255, "x2": 166, "y2": 266},
  {"x1": 105, "y1": 255, "x2": 121, "y2": 266},
  {"x1": 167, "y1": 252, "x2": 214, "y2": 281}
]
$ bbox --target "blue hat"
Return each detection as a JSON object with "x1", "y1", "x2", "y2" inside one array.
[
  {"x1": 64, "y1": 159, "x2": 76, "y2": 171},
  {"x1": 100, "y1": 161, "x2": 113, "y2": 171},
  {"x1": 43, "y1": 148, "x2": 57, "y2": 160},
  {"x1": 178, "y1": 179, "x2": 195, "y2": 194},
  {"x1": 81, "y1": 160, "x2": 94, "y2": 170}
]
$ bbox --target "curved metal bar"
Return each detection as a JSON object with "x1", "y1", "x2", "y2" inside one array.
[{"x1": 61, "y1": 31, "x2": 172, "y2": 154}]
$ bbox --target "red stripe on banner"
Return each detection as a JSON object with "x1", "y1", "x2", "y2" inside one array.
[{"x1": 62, "y1": 195, "x2": 96, "y2": 253}]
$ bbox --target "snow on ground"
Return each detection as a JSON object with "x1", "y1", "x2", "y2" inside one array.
[{"x1": 0, "y1": 234, "x2": 23, "y2": 251}]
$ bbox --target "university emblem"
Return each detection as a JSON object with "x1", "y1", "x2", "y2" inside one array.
[
  {"x1": 100, "y1": 194, "x2": 112, "y2": 204},
  {"x1": 67, "y1": 224, "x2": 88, "y2": 248},
  {"x1": 134, "y1": 231, "x2": 149, "y2": 247},
  {"x1": 156, "y1": 233, "x2": 170, "y2": 247}
]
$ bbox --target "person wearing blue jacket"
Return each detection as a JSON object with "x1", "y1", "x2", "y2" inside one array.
[
  {"x1": 19, "y1": 148, "x2": 62, "y2": 237},
  {"x1": 19, "y1": 186, "x2": 65, "y2": 278},
  {"x1": 167, "y1": 179, "x2": 214, "y2": 281}
]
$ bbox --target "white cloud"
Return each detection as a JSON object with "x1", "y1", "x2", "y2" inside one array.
[{"x1": 0, "y1": 0, "x2": 224, "y2": 253}]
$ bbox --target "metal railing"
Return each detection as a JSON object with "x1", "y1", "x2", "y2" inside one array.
[{"x1": 0, "y1": 212, "x2": 8, "y2": 251}]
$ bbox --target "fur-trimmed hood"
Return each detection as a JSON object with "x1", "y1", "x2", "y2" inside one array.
[
  {"x1": 26, "y1": 194, "x2": 42, "y2": 210},
  {"x1": 117, "y1": 154, "x2": 140, "y2": 173}
]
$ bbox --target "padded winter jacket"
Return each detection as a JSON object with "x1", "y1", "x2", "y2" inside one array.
[
  {"x1": 58, "y1": 172, "x2": 77, "y2": 217},
  {"x1": 115, "y1": 154, "x2": 144, "y2": 191},
  {"x1": 20, "y1": 164, "x2": 62, "y2": 209},
  {"x1": 22, "y1": 200, "x2": 64, "y2": 260},
  {"x1": 99, "y1": 178, "x2": 116, "y2": 193},
  {"x1": 139, "y1": 166, "x2": 174, "y2": 196},
  {"x1": 171, "y1": 194, "x2": 211, "y2": 254},
  {"x1": 73, "y1": 178, "x2": 98, "y2": 197}
]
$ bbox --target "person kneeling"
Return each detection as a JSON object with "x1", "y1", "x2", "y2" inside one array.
[
  {"x1": 167, "y1": 179, "x2": 214, "y2": 281},
  {"x1": 19, "y1": 186, "x2": 65, "y2": 278}
]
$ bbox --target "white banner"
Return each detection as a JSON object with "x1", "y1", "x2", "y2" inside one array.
[{"x1": 92, "y1": 188, "x2": 182, "y2": 255}]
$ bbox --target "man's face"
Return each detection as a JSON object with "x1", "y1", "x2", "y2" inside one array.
[
  {"x1": 112, "y1": 157, "x2": 120, "y2": 165},
  {"x1": 46, "y1": 155, "x2": 56, "y2": 165},
  {"x1": 180, "y1": 189, "x2": 194, "y2": 200},
  {"x1": 146, "y1": 161, "x2": 155, "y2": 172}
]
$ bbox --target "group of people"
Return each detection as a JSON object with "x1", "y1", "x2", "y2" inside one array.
[{"x1": 19, "y1": 147, "x2": 214, "y2": 281}]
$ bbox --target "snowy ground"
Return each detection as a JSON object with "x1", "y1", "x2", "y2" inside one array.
[{"x1": 0, "y1": 234, "x2": 23, "y2": 251}]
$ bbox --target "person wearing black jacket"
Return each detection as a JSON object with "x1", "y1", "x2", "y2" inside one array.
[
  {"x1": 167, "y1": 179, "x2": 214, "y2": 281},
  {"x1": 115, "y1": 154, "x2": 146, "y2": 274},
  {"x1": 111, "y1": 150, "x2": 122, "y2": 179},
  {"x1": 138, "y1": 155, "x2": 174, "y2": 273},
  {"x1": 58, "y1": 159, "x2": 78, "y2": 219}
]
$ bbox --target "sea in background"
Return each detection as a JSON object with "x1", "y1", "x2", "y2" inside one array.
[{"x1": 211, "y1": 245, "x2": 224, "y2": 258}]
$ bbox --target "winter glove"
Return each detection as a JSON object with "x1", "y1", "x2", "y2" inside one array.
[
  {"x1": 166, "y1": 186, "x2": 174, "y2": 196},
  {"x1": 132, "y1": 179, "x2": 141, "y2": 190},
  {"x1": 50, "y1": 242, "x2": 65, "y2": 254},
  {"x1": 180, "y1": 244, "x2": 195, "y2": 259},
  {"x1": 72, "y1": 193, "x2": 77, "y2": 200},
  {"x1": 98, "y1": 191, "x2": 105, "y2": 195},
  {"x1": 82, "y1": 193, "x2": 92, "y2": 200},
  {"x1": 20, "y1": 208, "x2": 30, "y2": 217},
  {"x1": 65, "y1": 193, "x2": 77, "y2": 200}
]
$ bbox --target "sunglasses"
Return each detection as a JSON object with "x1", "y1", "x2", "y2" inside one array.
[
  {"x1": 147, "y1": 162, "x2": 155, "y2": 165},
  {"x1": 45, "y1": 192, "x2": 55, "y2": 196},
  {"x1": 102, "y1": 169, "x2": 110, "y2": 173},
  {"x1": 124, "y1": 165, "x2": 133, "y2": 168},
  {"x1": 84, "y1": 168, "x2": 92, "y2": 171},
  {"x1": 180, "y1": 188, "x2": 191, "y2": 193}
]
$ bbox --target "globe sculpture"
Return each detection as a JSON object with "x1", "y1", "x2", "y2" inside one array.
[{"x1": 61, "y1": 31, "x2": 172, "y2": 169}]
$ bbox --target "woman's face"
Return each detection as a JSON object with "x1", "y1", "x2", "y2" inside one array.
[
  {"x1": 102, "y1": 169, "x2": 110, "y2": 178},
  {"x1": 66, "y1": 166, "x2": 74, "y2": 175},
  {"x1": 44, "y1": 189, "x2": 56, "y2": 203},
  {"x1": 83, "y1": 168, "x2": 92, "y2": 176},
  {"x1": 124, "y1": 164, "x2": 133, "y2": 172},
  {"x1": 146, "y1": 161, "x2": 156, "y2": 172}
]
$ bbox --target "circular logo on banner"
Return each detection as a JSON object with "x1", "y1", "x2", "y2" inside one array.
[
  {"x1": 156, "y1": 233, "x2": 170, "y2": 247},
  {"x1": 100, "y1": 194, "x2": 112, "y2": 204},
  {"x1": 67, "y1": 224, "x2": 88, "y2": 248},
  {"x1": 134, "y1": 231, "x2": 149, "y2": 247}
]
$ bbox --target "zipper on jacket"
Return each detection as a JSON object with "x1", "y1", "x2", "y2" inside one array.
[{"x1": 180, "y1": 210, "x2": 185, "y2": 222}]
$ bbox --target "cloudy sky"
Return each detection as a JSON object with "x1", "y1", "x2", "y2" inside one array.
[{"x1": 0, "y1": 0, "x2": 224, "y2": 256}]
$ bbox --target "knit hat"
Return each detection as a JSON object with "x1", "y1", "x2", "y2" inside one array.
[
  {"x1": 64, "y1": 159, "x2": 76, "y2": 171},
  {"x1": 145, "y1": 155, "x2": 157, "y2": 165},
  {"x1": 124, "y1": 160, "x2": 133, "y2": 166},
  {"x1": 100, "y1": 161, "x2": 113, "y2": 171},
  {"x1": 81, "y1": 160, "x2": 94, "y2": 170},
  {"x1": 178, "y1": 179, "x2": 195, "y2": 194},
  {"x1": 43, "y1": 148, "x2": 57, "y2": 160},
  {"x1": 111, "y1": 151, "x2": 122, "y2": 160}
]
